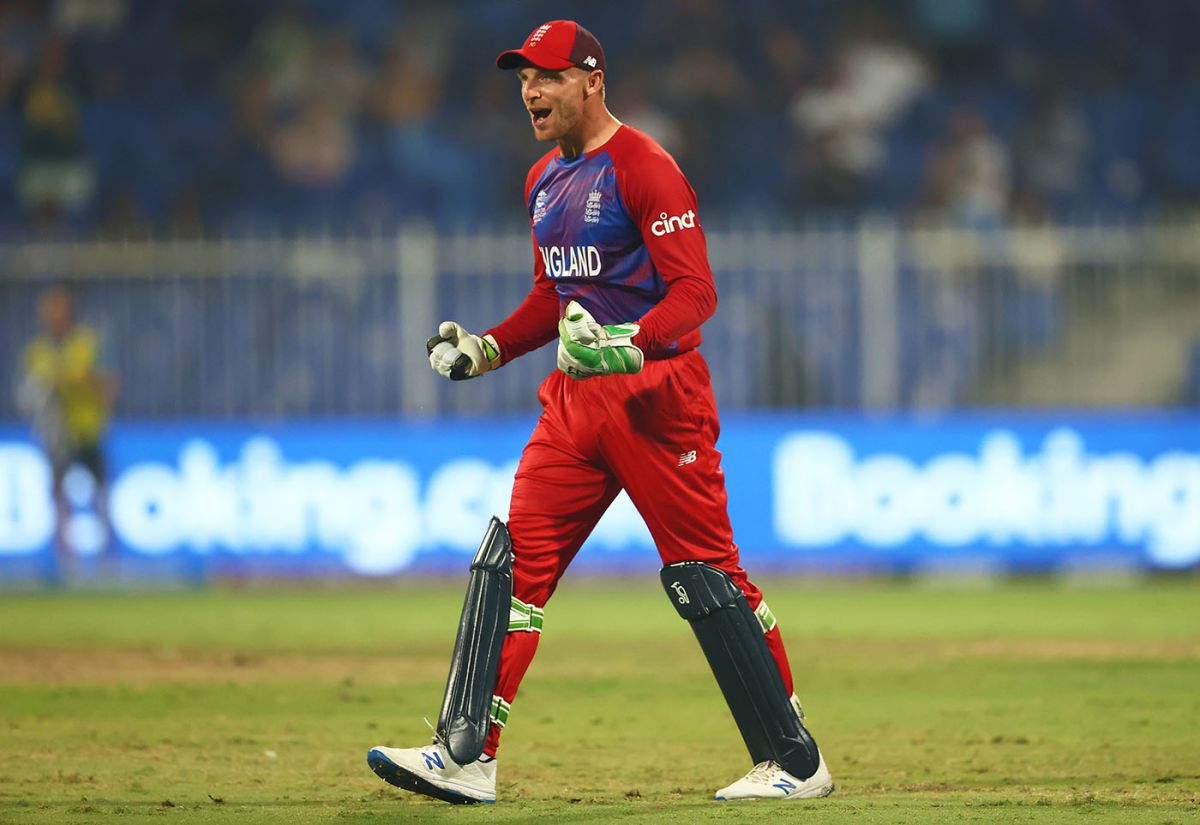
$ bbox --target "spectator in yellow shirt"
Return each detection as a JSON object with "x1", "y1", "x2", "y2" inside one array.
[{"x1": 17, "y1": 287, "x2": 117, "y2": 569}]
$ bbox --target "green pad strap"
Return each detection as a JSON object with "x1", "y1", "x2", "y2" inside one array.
[
  {"x1": 490, "y1": 695, "x2": 511, "y2": 728},
  {"x1": 754, "y1": 600, "x2": 777, "y2": 633},
  {"x1": 481, "y1": 335, "x2": 500, "y2": 365},
  {"x1": 509, "y1": 596, "x2": 544, "y2": 633},
  {"x1": 602, "y1": 323, "x2": 639, "y2": 338},
  {"x1": 600, "y1": 344, "x2": 642, "y2": 373}
]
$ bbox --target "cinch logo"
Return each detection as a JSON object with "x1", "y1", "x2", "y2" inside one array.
[
  {"x1": 539, "y1": 245, "x2": 602, "y2": 278},
  {"x1": 650, "y1": 210, "x2": 697, "y2": 237}
]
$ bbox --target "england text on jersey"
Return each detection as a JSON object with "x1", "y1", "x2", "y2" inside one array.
[{"x1": 538, "y1": 245, "x2": 602, "y2": 279}]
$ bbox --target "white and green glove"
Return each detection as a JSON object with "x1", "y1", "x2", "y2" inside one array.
[
  {"x1": 556, "y1": 300, "x2": 644, "y2": 380},
  {"x1": 427, "y1": 321, "x2": 500, "y2": 381}
]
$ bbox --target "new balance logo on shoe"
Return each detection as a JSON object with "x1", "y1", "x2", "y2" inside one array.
[
  {"x1": 678, "y1": 450, "x2": 697, "y2": 466},
  {"x1": 715, "y1": 755, "x2": 834, "y2": 801},
  {"x1": 773, "y1": 777, "x2": 797, "y2": 794},
  {"x1": 367, "y1": 744, "x2": 498, "y2": 804}
]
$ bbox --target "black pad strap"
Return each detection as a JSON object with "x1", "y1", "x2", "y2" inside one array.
[
  {"x1": 661, "y1": 562, "x2": 820, "y2": 779},
  {"x1": 437, "y1": 517, "x2": 513, "y2": 765}
]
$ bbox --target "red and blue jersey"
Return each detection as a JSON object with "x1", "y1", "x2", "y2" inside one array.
[{"x1": 486, "y1": 125, "x2": 716, "y2": 363}]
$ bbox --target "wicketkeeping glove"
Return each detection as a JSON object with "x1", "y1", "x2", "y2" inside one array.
[
  {"x1": 427, "y1": 321, "x2": 501, "y2": 380},
  {"x1": 556, "y1": 300, "x2": 643, "y2": 380}
]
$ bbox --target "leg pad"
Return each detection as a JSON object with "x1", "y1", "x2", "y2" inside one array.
[
  {"x1": 661, "y1": 561, "x2": 820, "y2": 779},
  {"x1": 437, "y1": 517, "x2": 513, "y2": 765}
]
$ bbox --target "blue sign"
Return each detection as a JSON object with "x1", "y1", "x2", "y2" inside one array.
[{"x1": 2, "y1": 413, "x2": 1198, "y2": 578}]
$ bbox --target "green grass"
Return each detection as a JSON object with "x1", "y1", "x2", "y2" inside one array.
[{"x1": 0, "y1": 577, "x2": 1197, "y2": 823}]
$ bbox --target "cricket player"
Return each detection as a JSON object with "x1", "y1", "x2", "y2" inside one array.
[
  {"x1": 17, "y1": 286, "x2": 117, "y2": 573},
  {"x1": 368, "y1": 20, "x2": 834, "y2": 804}
]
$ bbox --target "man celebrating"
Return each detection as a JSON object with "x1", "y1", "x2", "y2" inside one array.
[{"x1": 368, "y1": 20, "x2": 834, "y2": 804}]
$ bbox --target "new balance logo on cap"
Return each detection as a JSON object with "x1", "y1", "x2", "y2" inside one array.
[{"x1": 583, "y1": 55, "x2": 597, "y2": 67}]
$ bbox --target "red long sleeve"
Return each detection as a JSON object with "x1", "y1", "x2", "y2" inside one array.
[
  {"x1": 633, "y1": 274, "x2": 716, "y2": 352},
  {"x1": 485, "y1": 234, "x2": 559, "y2": 364},
  {"x1": 613, "y1": 140, "x2": 716, "y2": 355}
]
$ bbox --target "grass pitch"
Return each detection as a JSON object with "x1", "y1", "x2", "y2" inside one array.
[{"x1": 0, "y1": 576, "x2": 1197, "y2": 824}]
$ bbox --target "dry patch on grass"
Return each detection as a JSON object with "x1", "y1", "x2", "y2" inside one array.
[
  {"x1": 1, "y1": 636, "x2": 1194, "y2": 687},
  {"x1": 934, "y1": 639, "x2": 1200, "y2": 661},
  {"x1": 0, "y1": 648, "x2": 447, "y2": 686},
  {"x1": 814, "y1": 637, "x2": 1200, "y2": 667},
  {"x1": 853, "y1": 781, "x2": 1200, "y2": 807}
]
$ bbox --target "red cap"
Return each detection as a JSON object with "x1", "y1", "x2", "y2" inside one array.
[{"x1": 496, "y1": 20, "x2": 606, "y2": 75}]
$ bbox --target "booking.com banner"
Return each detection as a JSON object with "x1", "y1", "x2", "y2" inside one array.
[{"x1": 1, "y1": 413, "x2": 1199, "y2": 579}]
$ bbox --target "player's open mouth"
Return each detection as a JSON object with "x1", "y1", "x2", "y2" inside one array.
[{"x1": 530, "y1": 108, "x2": 551, "y2": 126}]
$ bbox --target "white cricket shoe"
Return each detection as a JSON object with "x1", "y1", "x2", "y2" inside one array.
[
  {"x1": 715, "y1": 750, "x2": 835, "y2": 801},
  {"x1": 367, "y1": 741, "x2": 496, "y2": 804}
]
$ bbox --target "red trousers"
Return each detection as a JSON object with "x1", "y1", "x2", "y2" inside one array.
[{"x1": 484, "y1": 350, "x2": 795, "y2": 756}]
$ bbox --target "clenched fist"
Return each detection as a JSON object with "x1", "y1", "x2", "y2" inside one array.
[{"x1": 427, "y1": 321, "x2": 500, "y2": 380}]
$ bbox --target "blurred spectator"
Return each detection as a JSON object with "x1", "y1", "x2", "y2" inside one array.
[
  {"x1": 305, "y1": 30, "x2": 369, "y2": 116},
  {"x1": 1007, "y1": 192, "x2": 1066, "y2": 352},
  {"x1": 271, "y1": 98, "x2": 355, "y2": 188},
  {"x1": 246, "y1": 6, "x2": 314, "y2": 108},
  {"x1": 16, "y1": 37, "x2": 94, "y2": 225},
  {"x1": 759, "y1": 21, "x2": 813, "y2": 113},
  {"x1": 610, "y1": 64, "x2": 683, "y2": 156},
  {"x1": 1014, "y1": 85, "x2": 1090, "y2": 209},
  {"x1": 368, "y1": 33, "x2": 439, "y2": 127},
  {"x1": 229, "y1": 70, "x2": 275, "y2": 147},
  {"x1": 922, "y1": 110, "x2": 1011, "y2": 224},
  {"x1": 790, "y1": 7, "x2": 930, "y2": 208},
  {"x1": 631, "y1": 0, "x2": 755, "y2": 201},
  {"x1": 16, "y1": 287, "x2": 118, "y2": 575}
]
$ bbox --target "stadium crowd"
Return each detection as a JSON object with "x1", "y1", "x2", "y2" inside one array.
[{"x1": 3, "y1": 0, "x2": 1200, "y2": 235}]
